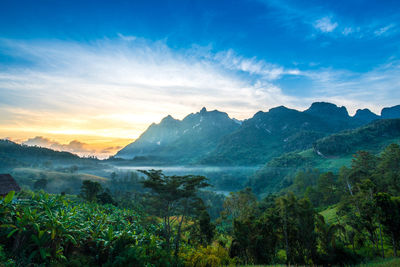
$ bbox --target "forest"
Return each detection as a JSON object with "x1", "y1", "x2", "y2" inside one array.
[{"x1": 1, "y1": 143, "x2": 400, "y2": 266}]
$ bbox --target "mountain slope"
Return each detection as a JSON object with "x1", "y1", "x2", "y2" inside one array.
[
  {"x1": 381, "y1": 105, "x2": 400, "y2": 119},
  {"x1": 115, "y1": 102, "x2": 400, "y2": 166},
  {"x1": 200, "y1": 105, "x2": 333, "y2": 165},
  {"x1": 200, "y1": 102, "x2": 369, "y2": 165},
  {"x1": 353, "y1": 108, "x2": 380, "y2": 124},
  {"x1": 313, "y1": 118, "x2": 400, "y2": 157},
  {"x1": 0, "y1": 139, "x2": 98, "y2": 171},
  {"x1": 115, "y1": 107, "x2": 240, "y2": 163},
  {"x1": 248, "y1": 119, "x2": 400, "y2": 195}
]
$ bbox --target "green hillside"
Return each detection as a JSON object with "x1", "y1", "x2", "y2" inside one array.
[{"x1": 248, "y1": 119, "x2": 400, "y2": 195}]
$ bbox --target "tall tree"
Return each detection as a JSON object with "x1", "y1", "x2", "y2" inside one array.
[
  {"x1": 376, "y1": 143, "x2": 400, "y2": 194},
  {"x1": 375, "y1": 192, "x2": 400, "y2": 257},
  {"x1": 140, "y1": 170, "x2": 209, "y2": 259},
  {"x1": 222, "y1": 187, "x2": 257, "y2": 221}
]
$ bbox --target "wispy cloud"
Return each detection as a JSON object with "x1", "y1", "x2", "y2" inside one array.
[
  {"x1": 0, "y1": 37, "x2": 299, "y2": 141},
  {"x1": 259, "y1": 0, "x2": 398, "y2": 39},
  {"x1": 313, "y1": 17, "x2": 338, "y2": 33},
  {"x1": 299, "y1": 60, "x2": 400, "y2": 114},
  {"x1": 1, "y1": 35, "x2": 400, "y2": 149},
  {"x1": 374, "y1": 24, "x2": 396, "y2": 36}
]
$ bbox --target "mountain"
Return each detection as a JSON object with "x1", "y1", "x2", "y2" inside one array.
[
  {"x1": 248, "y1": 119, "x2": 400, "y2": 195},
  {"x1": 115, "y1": 102, "x2": 400, "y2": 166},
  {"x1": 200, "y1": 105, "x2": 333, "y2": 165},
  {"x1": 353, "y1": 108, "x2": 380, "y2": 124},
  {"x1": 304, "y1": 102, "x2": 353, "y2": 131},
  {"x1": 313, "y1": 118, "x2": 400, "y2": 157},
  {"x1": 381, "y1": 105, "x2": 400, "y2": 119},
  {"x1": 115, "y1": 107, "x2": 240, "y2": 163},
  {"x1": 200, "y1": 102, "x2": 370, "y2": 165}
]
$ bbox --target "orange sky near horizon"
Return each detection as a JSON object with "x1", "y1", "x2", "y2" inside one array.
[{"x1": 0, "y1": 129, "x2": 135, "y2": 159}]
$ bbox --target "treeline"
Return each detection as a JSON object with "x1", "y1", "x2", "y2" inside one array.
[{"x1": 223, "y1": 143, "x2": 400, "y2": 265}]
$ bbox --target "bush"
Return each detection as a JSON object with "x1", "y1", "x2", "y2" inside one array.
[{"x1": 181, "y1": 243, "x2": 234, "y2": 267}]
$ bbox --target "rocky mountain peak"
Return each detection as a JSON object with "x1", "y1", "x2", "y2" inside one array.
[{"x1": 305, "y1": 102, "x2": 349, "y2": 119}]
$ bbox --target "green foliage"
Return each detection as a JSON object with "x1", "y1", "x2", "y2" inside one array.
[
  {"x1": 140, "y1": 170, "x2": 210, "y2": 259},
  {"x1": 222, "y1": 188, "x2": 258, "y2": 224},
  {"x1": 0, "y1": 139, "x2": 95, "y2": 170},
  {"x1": 314, "y1": 119, "x2": 400, "y2": 156},
  {"x1": 80, "y1": 180, "x2": 103, "y2": 202},
  {"x1": 188, "y1": 210, "x2": 216, "y2": 247},
  {"x1": 375, "y1": 193, "x2": 400, "y2": 256},
  {"x1": 181, "y1": 243, "x2": 233, "y2": 267},
  {"x1": 0, "y1": 191, "x2": 171, "y2": 266}
]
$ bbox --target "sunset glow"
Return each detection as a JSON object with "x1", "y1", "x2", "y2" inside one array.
[{"x1": 1, "y1": 0, "x2": 400, "y2": 158}]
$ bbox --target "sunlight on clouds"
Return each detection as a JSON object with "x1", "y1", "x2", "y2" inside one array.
[
  {"x1": 1, "y1": 36, "x2": 400, "y2": 157},
  {"x1": 0, "y1": 37, "x2": 300, "y2": 154}
]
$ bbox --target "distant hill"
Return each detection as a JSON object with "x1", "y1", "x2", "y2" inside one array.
[
  {"x1": 115, "y1": 102, "x2": 400, "y2": 166},
  {"x1": 0, "y1": 139, "x2": 97, "y2": 171}
]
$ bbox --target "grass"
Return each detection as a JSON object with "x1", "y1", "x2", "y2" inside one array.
[{"x1": 320, "y1": 205, "x2": 339, "y2": 225}]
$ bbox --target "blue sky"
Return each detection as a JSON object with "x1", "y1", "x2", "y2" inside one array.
[{"x1": 0, "y1": 0, "x2": 400, "y2": 156}]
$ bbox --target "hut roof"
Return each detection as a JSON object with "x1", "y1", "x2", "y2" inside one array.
[{"x1": 0, "y1": 174, "x2": 21, "y2": 196}]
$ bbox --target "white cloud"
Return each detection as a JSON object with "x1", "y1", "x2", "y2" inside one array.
[
  {"x1": 299, "y1": 61, "x2": 400, "y2": 114},
  {"x1": 0, "y1": 37, "x2": 300, "y2": 139},
  {"x1": 314, "y1": 17, "x2": 338, "y2": 32},
  {"x1": 1, "y1": 36, "x2": 400, "y2": 144},
  {"x1": 342, "y1": 27, "x2": 353, "y2": 36},
  {"x1": 374, "y1": 24, "x2": 396, "y2": 36}
]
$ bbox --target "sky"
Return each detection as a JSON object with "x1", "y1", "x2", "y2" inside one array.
[{"x1": 1, "y1": 0, "x2": 400, "y2": 158}]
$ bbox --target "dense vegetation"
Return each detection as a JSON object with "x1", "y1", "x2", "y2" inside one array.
[{"x1": 1, "y1": 143, "x2": 400, "y2": 266}]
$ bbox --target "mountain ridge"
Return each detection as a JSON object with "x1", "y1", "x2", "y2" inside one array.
[{"x1": 115, "y1": 102, "x2": 400, "y2": 165}]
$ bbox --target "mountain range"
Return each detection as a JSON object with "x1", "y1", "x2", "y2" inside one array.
[{"x1": 115, "y1": 102, "x2": 400, "y2": 165}]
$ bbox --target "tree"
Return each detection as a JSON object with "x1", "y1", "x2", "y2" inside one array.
[
  {"x1": 97, "y1": 188, "x2": 116, "y2": 205},
  {"x1": 292, "y1": 169, "x2": 320, "y2": 196},
  {"x1": 189, "y1": 210, "x2": 215, "y2": 246},
  {"x1": 376, "y1": 143, "x2": 400, "y2": 194},
  {"x1": 80, "y1": 180, "x2": 102, "y2": 202},
  {"x1": 375, "y1": 192, "x2": 400, "y2": 257},
  {"x1": 140, "y1": 170, "x2": 209, "y2": 260},
  {"x1": 276, "y1": 193, "x2": 317, "y2": 265},
  {"x1": 34, "y1": 178, "x2": 48, "y2": 190},
  {"x1": 316, "y1": 215, "x2": 345, "y2": 256},
  {"x1": 222, "y1": 187, "x2": 257, "y2": 221},
  {"x1": 317, "y1": 172, "x2": 338, "y2": 206},
  {"x1": 230, "y1": 210, "x2": 279, "y2": 264}
]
